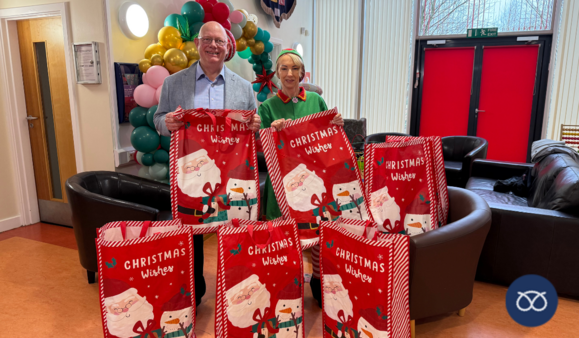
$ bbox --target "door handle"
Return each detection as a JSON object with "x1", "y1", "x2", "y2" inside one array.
[
  {"x1": 475, "y1": 109, "x2": 485, "y2": 113},
  {"x1": 26, "y1": 115, "x2": 39, "y2": 120}
]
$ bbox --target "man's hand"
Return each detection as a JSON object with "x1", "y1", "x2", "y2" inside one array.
[
  {"x1": 165, "y1": 112, "x2": 184, "y2": 132},
  {"x1": 248, "y1": 114, "x2": 261, "y2": 132},
  {"x1": 331, "y1": 113, "x2": 344, "y2": 127},
  {"x1": 271, "y1": 118, "x2": 291, "y2": 131}
]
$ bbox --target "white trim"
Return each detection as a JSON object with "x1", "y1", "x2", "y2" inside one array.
[
  {"x1": 103, "y1": 0, "x2": 121, "y2": 167},
  {"x1": 0, "y1": 3, "x2": 83, "y2": 225},
  {"x1": 0, "y1": 216, "x2": 22, "y2": 233}
]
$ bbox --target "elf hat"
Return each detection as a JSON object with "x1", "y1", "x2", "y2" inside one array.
[
  {"x1": 276, "y1": 49, "x2": 305, "y2": 82},
  {"x1": 359, "y1": 307, "x2": 389, "y2": 332},
  {"x1": 162, "y1": 285, "x2": 192, "y2": 312},
  {"x1": 225, "y1": 265, "x2": 260, "y2": 300},
  {"x1": 179, "y1": 139, "x2": 207, "y2": 164},
  {"x1": 373, "y1": 174, "x2": 388, "y2": 192},
  {"x1": 103, "y1": 279, "x2": 138, "y2": 304},
  {"x1": 224, "y1": 28, "x2": 236, "y2": 62},
  {"x1": 331, "y1": 163, "x2": 358, "y2": 184},
  {"x1": 278, "y1": 276, "x2": 302, "y2": 300},
  {"x1": 405, "y1": 195, "x2": 430, "y2": 214},
  {"x1": 228, "y1": 162, "x2": 254, "y2": 180},
  {"x1": 323, "y1": 260, "x2": 342, "y2": 283}
]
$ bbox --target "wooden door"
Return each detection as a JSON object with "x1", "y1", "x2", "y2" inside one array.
[{"x1": 17, "y1": 17, "x2": 76, "y2": 225}]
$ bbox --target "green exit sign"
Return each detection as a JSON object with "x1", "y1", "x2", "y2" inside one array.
[{"x1": 467, "y1": 28, "x2": 498, "y2": 38}]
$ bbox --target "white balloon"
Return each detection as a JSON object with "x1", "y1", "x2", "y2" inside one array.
[
  {"x1": 230, "y1": 23, "x2": 242, "y2": 40},
  {"x1": 149, "y1": 163, "x2": 169, "y2": 180},
  {"x1": 138, "y1": 166, "x2": 152, "y2": 179},
  {"x1": 248, "y1": 14, "x2": 258, "y2": 25},
  {"x1": 135, "y1": 151, "x2": 145, "y2": 165}
]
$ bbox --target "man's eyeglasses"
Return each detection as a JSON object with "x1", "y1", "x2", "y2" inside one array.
[{"x1": 198, "y1": 37, "x2": 227, "y2": 47}]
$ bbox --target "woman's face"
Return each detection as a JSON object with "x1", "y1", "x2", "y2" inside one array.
[{"x1": 277, "y1": 55, "x2": 301, "y2": 92}]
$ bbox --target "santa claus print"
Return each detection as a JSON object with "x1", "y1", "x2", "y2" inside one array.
[
  {"x1": 274, "y1": 277, "x2": 304, "y2": 338},
  {"x1": 331, "y1": 163, "x2": 368, "y2": 221},
  {"x1": 369, "y1": 176, "x2": 401, "y2": 233},
  {"x1": 403, "y1": 195, "x2": 430, "y2": 236},
  {"x1": 358, "y1": 307, "x2": 390, "y2": 338},
  {"x1": 226, "y1": 162, "x2": 258, "y2": 220},
  {"x1": 225, "y1": 265, "x2": 273, "y2": 337},
  {"x1": 103, "y1": 279, "x2": 154, "y2": 338},
  {"x1": 283, "y1": 163, "x2": 326, "y2": 212},
  {"x1": 323, "y1": 260, "x2": 355, "y2": 337},
  {"x1": 159, "y1": 286, "x2": 193, "y2": 338},
  {"x1": 177, "y1": 139, "x2": 221, "y2": 198}
]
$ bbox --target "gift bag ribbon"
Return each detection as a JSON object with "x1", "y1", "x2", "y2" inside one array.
[
  {"x1": 337, "y1": 310, "x2": 355, "y2": 336},
  {"x1": 311, "y1": 193, "x2": 340, "y2": 216},
  {"x1": 133, "y1": 319, "x2": 156, "y2": 338},
  {"x1": 252, "y1": 306, "x2": 279, "y2": 333}
]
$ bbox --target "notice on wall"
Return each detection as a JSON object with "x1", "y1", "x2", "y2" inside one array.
[{"x1": 73, "y1": 43, "x2": 101, "y2": 84}]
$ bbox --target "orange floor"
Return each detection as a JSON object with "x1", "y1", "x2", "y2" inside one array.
[{"x1": 1, "y1": 222, "x2": 579, "y2": 337}]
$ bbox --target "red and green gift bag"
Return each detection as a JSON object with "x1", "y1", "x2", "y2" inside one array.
[
  {"x1": 320, "y1": 219, "x2": 410, "y2": 338},
  {"x1": 365, "y1": 138, "x2": 439, "y2": 235},
  {"x1": 259, "y1": 108, "x2": 372, "y2": 248},
  {"x1": 170, "y1": 107, "x2": 260, "y2": 233},
  {"x1": 215, "y1": 219, "x2": 305, "y2": 338},
  {"x1": 96, "y1": 220, "x2": 195, "y2": 338}
]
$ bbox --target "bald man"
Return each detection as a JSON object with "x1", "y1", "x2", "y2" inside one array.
[{"x1": 154, "y1": 22, "x2": 259, "y2": 306}]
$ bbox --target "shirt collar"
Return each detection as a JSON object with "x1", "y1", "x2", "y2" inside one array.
[
  {"x1": 196, "y1": 63, "x2": 225, "y2": 82},
  {"x1": 277, "y1": 87, "x2": 307, "y2": 103}
]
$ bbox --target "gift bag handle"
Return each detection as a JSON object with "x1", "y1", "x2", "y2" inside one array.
[
  {"x1": 247, "y1": 221, "x2": 274, "y2": 249},
  {"x1": 120, "y1": 221, "x2": 152, "y2": 240},
  {"x1": 364, "y1": 220, "x2": 378, "y2": 241}
]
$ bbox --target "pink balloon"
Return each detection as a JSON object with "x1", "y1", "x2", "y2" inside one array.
[
  {"x1": 146, "y1": 66, "x2": 170, "y2": 89},
  {"x1": 133, "y1": 84, "x2": 157, "y2": 108},
  {"x1": 229, "y1": 10, "x2": 243, "y2": 24},
  {"x1": 142, "y1": 73, "x2": 149, "y2": 85},
  {"x1": 155, "y1": 85, "x2": 163, "y2": 105}
]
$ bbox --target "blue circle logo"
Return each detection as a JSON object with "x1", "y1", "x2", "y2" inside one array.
[{"x1": 506, "y1": 274, "x2": 558, "y2": 327}]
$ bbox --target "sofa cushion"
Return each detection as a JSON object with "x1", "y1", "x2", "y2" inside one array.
[
  {"x1": 466, "y1": 177, "x2": 496, "y2": 191},
  {"x1": 469, "y1": 189, "x2": 528, "y2": 207},
  {"x1": 445, "y1": 160, "x2": 462, "y2": 173}
]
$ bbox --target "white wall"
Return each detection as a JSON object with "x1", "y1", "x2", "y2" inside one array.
[{"x1": 109, "y1": 0, "x2": 314, "y2": 149}]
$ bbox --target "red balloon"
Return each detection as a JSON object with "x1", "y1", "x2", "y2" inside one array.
[
  {"x1": 196, "y1": 0, "x2": 207, "y2": 4},
  {"x1": 201, "y1": 1, "x2": 213, "y2": 14},
  {"x1": 133, "y1": 151, "x2": 138, "y2": 163},
  {"x1": 220, "y1": 19, "x2": 231, "y2": 31},
  {"x1": 203, "y1": 12, "x2": 214, "y2": 23},
  {"x1": 208, "y1": 0, "x2": 218, "y2": 4},
  {"x1": 212, "y1": 3, "x2": 230, "y2": 22}
]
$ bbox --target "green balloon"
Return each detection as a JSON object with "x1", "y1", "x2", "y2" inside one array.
[
  {"x1": 248, "y1": 57, "x2": 255, "y2": 64},
  {"x1": 154, "y1": 149, "x2": 169, "y2": 163},
  {"x1": 141, "y1": 153, "x2": 154, "y2": 166},
  {"x1": 262, "y1": 30, "x2": 271, "y2": 43},
  {"x1": 253, "y1": 83, "x2": 261, "y2": 92},
  {"x1": 238, "y1": 48, "x2": 252, "y2": 59},
  {"x1": 260, "y1": 86, "x2": 271, "y2": 95},
  {"x1": 131, "y1": 126, "x2": 160, "y2": 153},
  {"x1": 251, "y1": 53, "x2": 261, "y2": 62},
  {"x1": 257, "y1": 91, "x2": 268, "y2": 102},
  {"x1": 253, "y1": 64, "x2": 263, "y2": 73},
  {"x1": 164, "y1": 14, "x2": 187, "y2": 29},
  {"x1": 264, "y1": 41, "x2": 274, "y2": 53},
  {"x1": 263, "y1": 60, "x2": 273, "y2": 70},
  {"x1": 161, "y1": 135, "x2": 171, "y2": 151},
  {"x1": 147, "y1": 105, "x2": 157, "y2": 129},
  {"x1": 190, "y1": 21, "x2": 204, "y2": 35},
  {"x1": 129, "y1": 107, "x2": 148, "y2": 128},
  {"x1": 166, "y1": 170, "x2": 170, "y2": 180},
  {"x1": 254, "y1": 28, "x2": 264, "y2": 41},
  {"x1": 260, "y1": 53, "x2": 270, "y2": 61},
  {"x1": 181, "y1": 1, "x2": 204, "y2": 23}
]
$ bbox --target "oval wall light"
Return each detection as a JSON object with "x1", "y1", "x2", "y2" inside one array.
[
  {"x1": 119, "y1": 2, "x2": 149, "y2": 39},
  {"x1": 292, "y1": 42, "x2": 304, "y2": 57}
]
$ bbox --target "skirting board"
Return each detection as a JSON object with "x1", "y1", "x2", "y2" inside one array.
[{"x1": 0, "y1": 216, "x2": 21, "y2": 233}]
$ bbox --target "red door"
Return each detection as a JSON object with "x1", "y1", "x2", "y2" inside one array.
[
  {"x1": 419, "y1": 47, "x2": 475, "y2": 137},
  {"x1": 476, "y1": 45, "x2": 539, "y2": 162}
]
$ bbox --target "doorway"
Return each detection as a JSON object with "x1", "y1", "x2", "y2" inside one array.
[
  {"x1": 410, "y1": 36, "x2": 552, "y2": 163},
  {"x1": 16, "y1": 17, "x2": 76, "y2": 226}
]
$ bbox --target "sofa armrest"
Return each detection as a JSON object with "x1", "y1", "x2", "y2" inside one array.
[
  {"x1": 409, "y1": 188, "x2": 491, "y2": 320},
  {"x1": 471, "y1": 159, "x2": 534, "y2": 180}
]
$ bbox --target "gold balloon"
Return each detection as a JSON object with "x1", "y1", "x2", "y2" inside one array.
[
  {"x1": 158, "y1": 26, "x2": 183, "y2": 50},
  {"x1": 138, "y1": 59, "x2": 151, "y2": 73},
  {"x1": 236, "y1": 37, "x2": 247, "y2": 52},
  {"x1": 180, "y1": 41, "x2": 200, "y2": 61},
  {"x1": 246, "y1": 38, "x2": 255, "y2": 47},
  {"x1": 151, "y1": 54, "x2": 164, "y2": 66},
  {"x1": 144, "y1": 43, "x2": 167, "y2": 60},
  {"x1": 164, "y1": 48, "x2": 188, "y2": 74},
  {"x1": 243, "y1": 21, "x2": 257, "y2": 39},
  {"x1": 188, "y1": 59, "x2": 196, "y2": 68},
  {"x1": 250, "y1": 41, "x2": 264, "y2": 55}
]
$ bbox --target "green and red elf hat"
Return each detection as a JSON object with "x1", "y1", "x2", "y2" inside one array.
[{"x1": 276, "y1": 48, "x2": 305, "y2": 82}]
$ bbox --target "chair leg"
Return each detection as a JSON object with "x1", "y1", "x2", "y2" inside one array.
[
  {"x1": 87, "y1": 270, "x2": 96, "y2": 284},
  {"x1": 410, "y1": 319, "x2": 415, "y2": 338},
  {"x1": 458, "y1": 308, "x2": 466, "y2": 317}
]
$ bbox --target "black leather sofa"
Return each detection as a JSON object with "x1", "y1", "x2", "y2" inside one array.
[
  {"x1": 442, "y1": 136, "x2": 488, "y2": 187},
  {"x1": 466, "y1": 154, "x2": 579, "y2": 298}
]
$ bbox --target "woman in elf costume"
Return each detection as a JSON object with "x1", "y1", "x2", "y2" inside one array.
[{"x1": 259, "y1": 49, "x2": 343, "y2": 307}]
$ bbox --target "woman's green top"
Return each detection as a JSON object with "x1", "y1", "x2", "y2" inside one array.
[{"x1": 258, "y1": 87, "x2": 328, "y2": 220}]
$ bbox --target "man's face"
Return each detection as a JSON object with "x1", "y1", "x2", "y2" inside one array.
[
  {"x1": 285, "y1": 171, "x2": 309, "y2": 192},
  {"x1": 107, "y1": 295, "x2": 139, "y2": 316},
  {"x1": 195, "y1": 23, "x2": 229, "y2": 66},
  {"x1": 182, "y1": 156, "x2": 209, "y2": 174}
]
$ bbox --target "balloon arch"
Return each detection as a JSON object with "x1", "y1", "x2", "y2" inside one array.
[{"x1": 129, "y1": 0, "x2": 275, "y2": 181}]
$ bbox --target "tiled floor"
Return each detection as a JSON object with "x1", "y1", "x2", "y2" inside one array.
[{"x1": 1, "y1": 222, "x2": 579, "y2": 337}]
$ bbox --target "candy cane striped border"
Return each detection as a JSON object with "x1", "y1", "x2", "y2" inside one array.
[
  {"x1": 173, "y1": 106, "x2": 256, "y2": 122},
  {"x1": 282, "y1": 107, "x2": 339, "y2": 128},
  {"x1": 96, "y1": 226, "x2": 196, "y2": 338},
  {"x1": 215, "y1": 219, "x2": 304, "y2": 338},
  {"x1": 366, "y1": 139, "x2": 439, "y2": 232},
  {"x1": 97, "y1": 219, "x2": 182, "y2": 237},
  {"x1": 320, "y1": 222, "x2": 410, "y2": 337},
  {"x1": 259, "y1": 127, "x2": 291, "y2": 219}
]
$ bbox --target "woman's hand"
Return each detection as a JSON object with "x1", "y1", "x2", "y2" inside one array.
[
  {"x1": 248, "y1": 114, "x2": 261, "y2": 132},
  {"x1": 165, "y1": 112, "x2": 184, "y2": 132},
  {"x1": 271, "y1": 118, "x2": 291, "y2": 131},
  {"x1": 331, "y1": 113, "x2": 344, "y2": 127}
]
